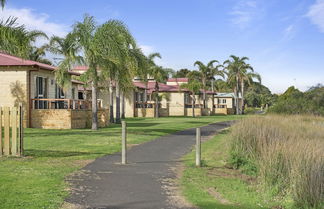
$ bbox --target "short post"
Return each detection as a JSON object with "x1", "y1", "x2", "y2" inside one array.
[
  {"x1": 196, "y1": 127, "x2": 201, "y2": 167},
  {"x1": 122, "y1": 121, "x2": 127, "y2": 165}
]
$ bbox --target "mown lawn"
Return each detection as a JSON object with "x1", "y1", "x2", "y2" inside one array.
[
  {"x1": 0, "y1": 115, "x2": 241, "y2": 209},
  {"x1": 181, "y1": 129, "x2": 279, "y2": 209}
]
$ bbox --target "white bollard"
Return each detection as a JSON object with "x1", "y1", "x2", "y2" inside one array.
[
  {"x1": 122, "y1": 121, "x2": 127, "y2": 164},
  {"x1": 196, "y1": 128, "x2": 201, "y2": 167}
]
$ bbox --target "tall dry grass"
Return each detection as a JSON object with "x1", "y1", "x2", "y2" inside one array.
[{"x1": 229, "y1": 115, "x2": 324, "y2": 208}]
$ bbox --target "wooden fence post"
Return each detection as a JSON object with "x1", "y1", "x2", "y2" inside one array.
[
  {"x1": 122, "y1": 121, "x2": 127, "y2": 164},
  {"x1": 196, "y1": 127, "x2": 201, "y2": 167},
  {"x1": 3, "y1": 107, "x2": 10, "y2": 156},
  {"x1": 11, "y1": 107, "x2": 17, "y2": 156},
  {"x1": 19, "y1": 104, "x2": 24, "y2": 156}
]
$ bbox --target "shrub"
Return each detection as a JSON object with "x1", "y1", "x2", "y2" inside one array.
[{"x1": 229, "y1": 115, "x2": 324, "y2": 208}]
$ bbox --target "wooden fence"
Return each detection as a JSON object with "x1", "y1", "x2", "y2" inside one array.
[{"x1": 0, "y1": 105, "x2": 24, "y2": 156}]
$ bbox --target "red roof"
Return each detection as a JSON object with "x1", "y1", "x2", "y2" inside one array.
[
  {"x1": 167, "y1": 78, "x2": 189, "y2": 82},
  {"x1": 0, "y1": 52, "x2": 56, "y2": 70},
  {"x1": 0, "y1": 52, "x2": 80, "y2": 76},
  {"x1": 133, "y1": 81, "x2": 185, "y2": 93}
]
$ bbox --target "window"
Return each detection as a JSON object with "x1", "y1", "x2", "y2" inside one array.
[
  {"x1": 78, "y1": 92, "x2": 84, "y2": 100},
  {"x1": 36, "y1": 77, "x2": 44, "y2": 97},
  {"x1": 223, "y1": 99, "x2": 226, "y2": 104}
]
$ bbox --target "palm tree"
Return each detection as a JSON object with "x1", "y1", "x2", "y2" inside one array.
[
  {"x1": 93, "y1": 19, "x2": 137, "y2": 124},
  {"x1": 194, "y1": 60, "x2": 220, "y2": 109},
  {"x1": 73, "y1": 14, "x2": 100, "y2": 130},
  {"x1": 224, "y1": 55, "x2": 260, "y2": 114},
  {"x1": 48, "y1": 33, "x2": 83, "y2": 88},
  {"x1": 146, "y1": 53, "x2": 169, "y2": 118},
  {"x1": 29, "y1": 45, "x2": 52, "y2": 65},
  {"x1": 180, "y1": 80, "x2": 202, "y2": 117},
  {"x1": 240, "y1": 69, "x2": 261, "y2": 114},
  {"x1": 0, "y1": 17, "x2": 48, "y2": 59}
]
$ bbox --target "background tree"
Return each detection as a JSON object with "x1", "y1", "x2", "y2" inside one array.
[
  {"x1": 180, "y1": 80, "x2": 202, "y2": 117},
  {"x1": 224, "y1": 55, "x2": 259, "y2": 114},
  {"x1": 49, "y1": 33, "x2": 83, "y2": 89},
  {"x1": 173, "y1": 68, "x2": 190, "y2": 78},
  {"x1": 194, "y1": 60, "x2": 219, "y2": 109}
]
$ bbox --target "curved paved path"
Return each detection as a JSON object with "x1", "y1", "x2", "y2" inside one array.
[{"x1": 66, "y1": 121, "x2": 233, "y2": 209}]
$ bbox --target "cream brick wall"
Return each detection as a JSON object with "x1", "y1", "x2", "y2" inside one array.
[
  {"x1": 215, "y1": 97, "x2": 233, "y2": 108},
  {"x1": 31, "y1": 108, "x2": 109, "y2": 129},
  {"x1": 0, "y1": 69, "x2": 27, "y2": 107},
  {"x1": 162, "y1": 92, "x2": 185, "y2": 116}
]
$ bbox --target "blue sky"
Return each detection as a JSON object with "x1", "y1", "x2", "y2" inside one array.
[{"x1": 1, "y1": 0, "x2": 324, "y2": 93}]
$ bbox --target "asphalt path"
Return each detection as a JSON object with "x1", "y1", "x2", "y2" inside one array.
[{"x1": 66, "y1": 121, "x2": 233, "y2": 209}]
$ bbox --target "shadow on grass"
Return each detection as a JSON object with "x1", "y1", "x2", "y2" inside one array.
[
  {"x1": 126, "y1": 122, "x2": 161, "y2": 128},
  {"x1": 25, "y1": 130, "x2": 121, "y2": 138},
  {"x1": 25, "y1": 149, "x2": 105, "y2": 158}
]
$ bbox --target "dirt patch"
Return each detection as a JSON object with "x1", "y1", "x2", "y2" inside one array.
[
  {"x1": 162, "y1": 163, "x2": 198, "y2": 209},
  {"x1": 60, "y1": 202, "x2": 85, "y2": 209}
]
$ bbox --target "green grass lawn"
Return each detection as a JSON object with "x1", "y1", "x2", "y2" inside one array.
[
  {"x1": 0, "y1": 115, "x2": 241, "y2": 209},
  {"x1": 181, "y1": 129, "x2": 280, "y2": 209}
]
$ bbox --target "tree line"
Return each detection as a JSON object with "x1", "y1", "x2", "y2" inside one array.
[{"x1": 176, "y1": 56, "x2": 261, "y2": 116}]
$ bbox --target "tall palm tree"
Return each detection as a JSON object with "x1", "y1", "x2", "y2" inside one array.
[
  {"x1": 93, "y1": 19, "x2": 137, "y2": 124},
  {"x1": 224, "y1": 55, "x2": 260, "y2": 114},
  {"x1": 146, "y1": 53, "x2": 169, "y2": 118},
  {"x1": 240, "y1": 70, "x2": 261, "y2": 114},
  {"x1": 180, "y1": 80, "x2": 202, "y2": 117},
  {"x1": 73, "y1": 14, "x2": 99, "y2": 130},
  {"x1": 194, "y1": 60, "x2": 220, "y2": 109}
]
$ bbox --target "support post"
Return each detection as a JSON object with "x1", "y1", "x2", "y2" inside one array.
[
  {"x1": 196, "y1": 127, "x2": 201, "y2": 167},
  {"x1": 122, "y1": 121, "x2": 127, "y2": 164},
  {"x1": 19, "y1": 103, "x2": 24, "y2": 156}
]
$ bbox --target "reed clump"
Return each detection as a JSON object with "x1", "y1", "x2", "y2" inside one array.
[{"x1": 229, "y1": 115, "x2": 324, "y2": 208}]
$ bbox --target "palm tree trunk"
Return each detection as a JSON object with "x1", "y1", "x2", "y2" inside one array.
[
  {"x1": 212, "y1": 93, "x2": 215, "y2": 115},
  {"x1": 91, "y1": 80, "x2": 98, "y2": 130},
  {"x1": 203, "y1": 79, "x2": 206, "y2": 109},
  {"x1": 241, "y1": 80, "x2": 245, "y2": 114},
  {"x1": 109, "y1": 80, "x2": 114, "y2": 123},
  {"x1": 115, "y1": 80, "x2": 121, "y2": 124},
  {"x1": 121, "y1": 91, "x2": 125, "y2": 119},
  {"x1": 236, "y1": 77, "x2": 240, "y2": 115},
  {"x1": 154, "y1": 82, "x2": 159, "y2": 118},
  {"x1": 192, "y1": 94, "x2": 195, "y2": 117}
]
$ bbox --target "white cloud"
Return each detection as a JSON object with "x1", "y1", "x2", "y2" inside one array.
[
  {"x1": 306, "y1": 0, "x2": 324, "y2": 32},
  {"x1": 0, "y1": 7, "x2": 68, "y2": 40},
  {"x1": 229, "y1": 0, "x2": 259, "y2": 29}
]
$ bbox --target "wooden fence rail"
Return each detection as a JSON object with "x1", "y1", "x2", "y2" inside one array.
[{"x1": 0, "y1": 105, "x2": 24, "y2": 157}]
